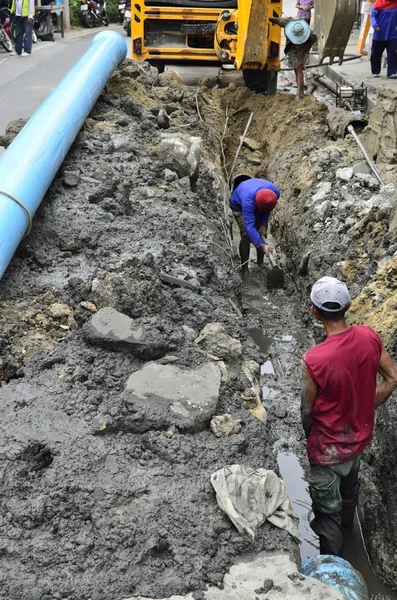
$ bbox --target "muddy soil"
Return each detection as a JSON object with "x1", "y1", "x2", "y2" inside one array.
[
  {"x1": 0, "y1": 63, "x2": 300, "y2": 600},
  {"x1": 2, "y1": 60, "x2": 397, "y2": 600}
]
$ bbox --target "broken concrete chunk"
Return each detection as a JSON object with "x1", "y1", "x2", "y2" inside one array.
[
  {"x1": 124, "y1": 362, "x2": 221, "y2": 432},
  {"x1": 152, "y1": 133, "x2": 202, "y2": 182},
  {"x1": 336, "y1": 167, "x2": 353, "y2": 182},
  {"x1": 195, "y1": 323, "x2": 242, "y2": 361},
  {"x1": 83, "y1": 307, "x2": 145, "y2": 349},
  {"x1": 111, "y1": 134, "x2": 136, "y2": 153},
  {"x1": 315, "y1": 200, "x2": 332, "y2": 221},
  {"x1": 160, "y1": 271, "x2": 201, "y2": 292},
  {"x1": 210, "y1": 414, "x2": 242, "y2": 437},
  {"x1": 164, "y1": 169, "x2": 177, "y2": 182},
  {"x1": 63, "y1": 170, "x2": 80, "y2": 187},
  {"x1": 355, "y1": 173, "x2": 379, "y2": 190},
  {"x1": 241, "y1": 136, "x2": 261, "y2": 151},
  {"x1": 157, "y1": 108, "x2": 170, "y2": 129},
  {"x1": 353, "y1": 161, "x2": 371, "y2": 176}
]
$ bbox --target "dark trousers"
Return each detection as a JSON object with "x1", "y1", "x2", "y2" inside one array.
[
  {"x1": 14, "y1": 16, "x2": 33, "y2": 55},
  {"x1": 309, "y1": 455, "x2": 360, "y2": 556},
  {"x1": 371, "y1": 38, "x2": 397, "y2": 76}
]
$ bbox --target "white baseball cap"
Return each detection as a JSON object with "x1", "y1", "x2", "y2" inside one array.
[{"x1": 310, "y1": 276, "x2": 350, "y2": 312}]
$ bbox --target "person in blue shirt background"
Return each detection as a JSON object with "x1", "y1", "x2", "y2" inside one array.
[
  {"x1": 230, "y1": 177, "x2": 280, "y2": 276},
  {"x1": 370, "y1": 0, "x2": 397, "y2": 78}
]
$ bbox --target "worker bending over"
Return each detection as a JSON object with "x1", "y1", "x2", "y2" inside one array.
[
  {"x1": 301, "y1": 276, "x2": 397, "y2": 556},
  {"x1": 270, "y1": 17, "x2": 317, "y2": 101},
  {"x1": 230, "y1": 177, "x2": 279, "y2": 276}
]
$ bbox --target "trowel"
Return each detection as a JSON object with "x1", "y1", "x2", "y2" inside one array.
[{"x1": 267, "y1": 250, "x2": 284, "y2": 290}]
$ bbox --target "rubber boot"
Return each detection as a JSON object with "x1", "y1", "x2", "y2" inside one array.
[
  {"x1": 239, "y1": 240, "x2": 250, "y2": 277},
  {"x1": 257, "y1": 246, "x2": 264, "y2": 266}
]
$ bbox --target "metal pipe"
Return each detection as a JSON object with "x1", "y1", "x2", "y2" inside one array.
[
  {"x1": 228, "y1": 112, "x2": 254, "y2": 188},
  {"x1": 347, "y1": 124, "x2": 384, "y2": 186},
  {"x1": 0, "y1": 30, "x2": 127, "y2": 280}
]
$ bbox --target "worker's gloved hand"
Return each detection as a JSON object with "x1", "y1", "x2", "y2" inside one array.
[{"x1": 263, "y1": 244, "x2": 273, "y2": 254}]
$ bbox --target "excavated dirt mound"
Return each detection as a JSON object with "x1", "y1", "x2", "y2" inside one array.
[{"x1": 0, "y1": 63, "x2": 299, "y2": 600}]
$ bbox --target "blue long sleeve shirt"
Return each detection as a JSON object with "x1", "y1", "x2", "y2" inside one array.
[
  {"x1": 230, "y1": 178, "x2": 280, "y2": 248},
  {"x1": 371, "y1": 7, "x2": 397, "y2": 41}
]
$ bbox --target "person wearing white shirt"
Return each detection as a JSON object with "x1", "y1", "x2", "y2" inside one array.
[{"x1": 11, "y1": 0, "x2": 34, "y2": 55}]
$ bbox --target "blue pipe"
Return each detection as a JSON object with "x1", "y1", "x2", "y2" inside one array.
[{"x1": 0, "y1": 30, "x2": 127, "y2": 280}]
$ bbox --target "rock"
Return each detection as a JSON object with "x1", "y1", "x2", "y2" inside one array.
[
  {"x1": 242, "y1": 137, "x2": 261, "y2": 151},
  {"x1": 83, "y1": 307, "x2": 145, "y2": 350},
  {"x1": 80, "y1": 301, "x2": 97, "y2": 313},
  {"x1": 187, "y1": 137, "x2": 202, "y2": 183},
  {"x1": 336, "y1": 167, "x2": 353, "y2": 182},
  {"x1": 353, "y1": 161, "x2": 371, "y2": 176},
  {"x1": 315, "y1": 200, "x2": 332, "y2": 220},
  {"x1": 160, "y1": 271, "x2": 201, "y2": 292},
  {"x1": 157, "y1": 108, "x2": 170, "y2": 129},
  {"x1": 151, "y1": 133, "x2": 201, "y2": 182},
  {"x1": 63, "y1": 170, "x2": 80, "y2": 187},
  {"x1": 158, "y1": 70, "x2": 184, "y2": 85},
  {"x1": 311, "y1": 181, "x2": 331, "y2": 202},
  {"x1": 355, "y1": 173, "x2": 380, "y2": 190},
  {"x1": 210, "y1": 414, "x2": 242, "y2": 437},
  {"x1": 182, "y1": 325, "x2": 197, "y2": 342},
  {"x1": 164, "y1": 169, "x2": 177, "y2": 182},
  {"x1": 195, "y1": 323, "x2": 242, "y2": 361},
  {"x1": 48, "y1": 303, "x2": 75, "y2": 328},
  {"x1": 380, "y1": 183, "x2": 396, "y2": 196},
  {"x1": 111, "y1": 134, "x2": 136, "y2": 153},
  {"x1": 123, "y1": 362, "x2": 221, "y2": 432},
  {"x1": 245, "y1": 153, "x2": 262, "y2": 166}
]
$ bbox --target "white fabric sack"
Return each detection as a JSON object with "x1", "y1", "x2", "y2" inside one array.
[{"x1": 211, "y1": 464, "x2": 300, "y2": 542}]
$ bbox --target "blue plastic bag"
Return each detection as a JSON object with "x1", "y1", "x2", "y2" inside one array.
[{"x1": 302, "y1": 555, "x2": 369, "y2": 600}]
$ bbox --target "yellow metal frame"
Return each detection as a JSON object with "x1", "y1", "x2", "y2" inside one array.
[{"x1": 131, "y1": 0, "x2": 282, "y2": 72}]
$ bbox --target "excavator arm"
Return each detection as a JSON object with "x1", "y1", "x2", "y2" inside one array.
[{"x1": 315, "y1": 0, "x2": 357, "y2": 65}]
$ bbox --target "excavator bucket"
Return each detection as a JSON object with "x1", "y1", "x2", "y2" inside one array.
[{"x1": 315, "y1": 0, "x2": 357, "y2": 65}]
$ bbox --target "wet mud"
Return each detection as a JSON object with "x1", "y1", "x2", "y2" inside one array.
[{"x1": 1, "y1": 60, "x2": 397, "y2": 599}]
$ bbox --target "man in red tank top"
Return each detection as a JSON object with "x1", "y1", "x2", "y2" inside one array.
[{"x1": 301, "y1": 276, "x2": 397, "y2": 556}]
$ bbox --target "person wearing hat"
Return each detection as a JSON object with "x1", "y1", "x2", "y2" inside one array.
[
  {"x1": 301, "y1": 276, "x2": 397, "y2": 556},
  {"x1": 269, "y1": 17, "x2": 317, "y2": 101},
  {"x1": 230, "y1": 177, "x2": 280, "y2": 276}
]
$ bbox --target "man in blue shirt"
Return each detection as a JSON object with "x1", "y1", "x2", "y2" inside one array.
[
  {"x1": 230, "y1": 178, "x2": 280, "y2": 276},
  {"x1": 370, "y1": 0, "x2": 397, "y2": 78}
]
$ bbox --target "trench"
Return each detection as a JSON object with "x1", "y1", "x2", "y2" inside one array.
[
  {"x1": 1, "y1": 62, "x2": 397, "y2": 600},
  {"x1": 240, "y1": 259, "x2": 396, "y2": 600}
]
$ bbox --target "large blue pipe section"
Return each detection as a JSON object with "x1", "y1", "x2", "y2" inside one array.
[{"x1": 0, "y1": 30, "x2": 127, "y2": 280}]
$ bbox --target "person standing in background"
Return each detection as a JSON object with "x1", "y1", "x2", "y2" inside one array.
[
  {"x1": 296, "y1": 0, "x2": 314, "y2": 25},
  {"x1": 11, "y1": 0, "x2": 34, "y2": 56},
  {"x1": 370, "y1": 0, "x2": 397, "y2": 78}
]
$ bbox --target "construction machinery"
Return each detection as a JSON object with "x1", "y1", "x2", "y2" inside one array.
[{"x1": 131, "y1": 0, "x2": 357, "y2": 95}]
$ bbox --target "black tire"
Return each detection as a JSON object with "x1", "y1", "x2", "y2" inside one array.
[
  {"x1": 0, "y1": 28, "x2": 12, "y2": 52},
  {"x1": 100, "y1": 11, "x2": 109, "y2": 25},
  {"x1": 83, "y1": 10, "x2": 95, "y2": 27},
  {"x1": 148, "y1": 59, "x2": 165, "y2": 73}
]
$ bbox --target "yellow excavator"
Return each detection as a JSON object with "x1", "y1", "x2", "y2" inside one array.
[{"x1": 131, "y1": 0, "x2": 357, "y2": 94}]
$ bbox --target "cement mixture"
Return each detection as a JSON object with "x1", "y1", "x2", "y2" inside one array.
[{"x1": 1, "y1": 60, "x2": 397, "y2": 599}]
